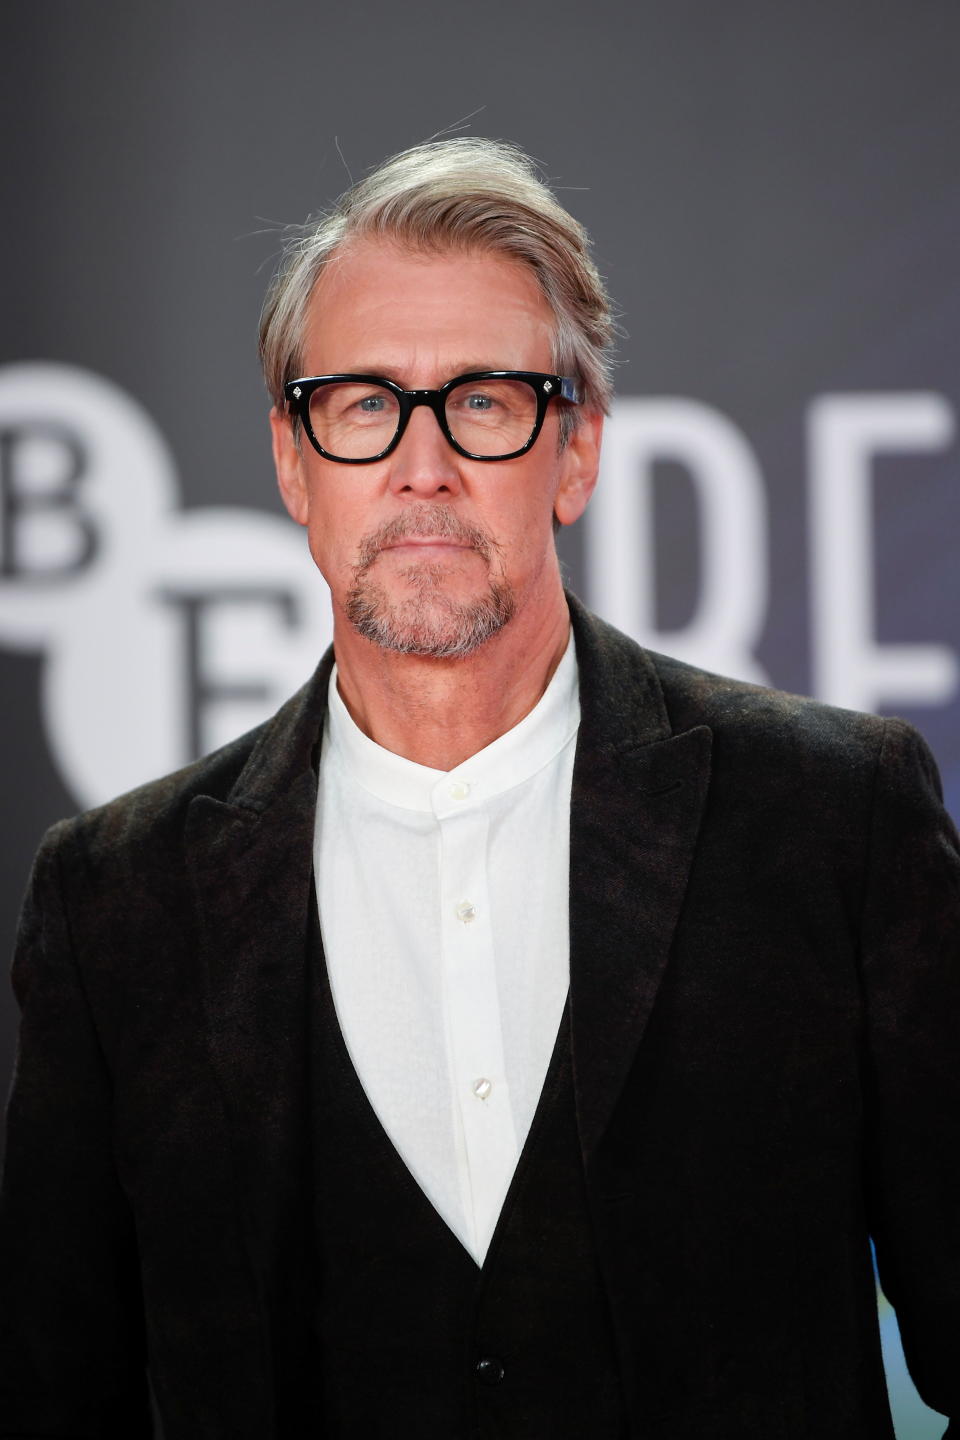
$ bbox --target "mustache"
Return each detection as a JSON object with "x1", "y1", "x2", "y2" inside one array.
[{"x1": 354, "y1": 506, "x2": 496, "y2": 572}]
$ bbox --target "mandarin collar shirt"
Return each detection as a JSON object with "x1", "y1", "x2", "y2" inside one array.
[{"x1": 313, "y1": 632, "x2": 580, "y2": 1264}]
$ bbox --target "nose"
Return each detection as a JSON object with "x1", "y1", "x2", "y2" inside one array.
[{"x1": 387, "y1": 403, "x2": 463, "y2": 498}]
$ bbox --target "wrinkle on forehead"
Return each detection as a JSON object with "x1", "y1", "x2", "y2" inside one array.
[{"x1": 301, "y1": 236, "x2": 557, "y2": 384}]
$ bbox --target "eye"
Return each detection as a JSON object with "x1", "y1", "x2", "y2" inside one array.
[
  {"x1": 357, "y1": 393, "x2": 389, "y2": 413},
  {"x1": 449, "y1": 386, "x2": 504, "y2": 416},
  {"x1": 463, "y1": 391, "x2": 496, "y2": 412}
]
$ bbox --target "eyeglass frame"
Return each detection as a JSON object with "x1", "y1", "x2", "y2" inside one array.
[{"x1": 283, "y1": 370, "x2": 582, "y2": 464}]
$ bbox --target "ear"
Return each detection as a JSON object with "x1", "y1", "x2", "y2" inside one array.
[
  {"x1": 270, "y1": 405, "x2": 309, "y2": 526},
  {"x1": 554, "y1": 409, "x2": 603, "y2": 527}
]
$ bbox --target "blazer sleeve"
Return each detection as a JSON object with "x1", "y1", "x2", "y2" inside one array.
[
  {"x1": 0, "y1": 822, "x2": 152, "y2": 1438},
  {"x1": 861, "y1": 717, "x2": 960, "y2": 1432}
]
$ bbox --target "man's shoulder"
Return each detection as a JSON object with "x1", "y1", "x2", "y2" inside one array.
[
  {"x1": 41, "y1": 658, "x2": 330, "y2": 878},
  {"x1": 36, "y1": 722, "x2": 267, "y2": 893},
  {"x1": 574, "y1": 600, "x2": 890, "y2": 755},
  {"x1": 647, "y1": 646, "x2": 887, "y2": 752},
  {"x1": 580, "y1": 614, "x2": 944, "y2": 826},
  {"x1": 572, "y1": 603, "x2": 923, "y2": 803}
]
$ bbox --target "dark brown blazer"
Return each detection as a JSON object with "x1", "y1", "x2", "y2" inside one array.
[{"x1": 1, "y1": 595, "x2": 958, "y2": 1438}]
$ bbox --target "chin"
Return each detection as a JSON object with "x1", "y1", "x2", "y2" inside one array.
[{"x1": 344, "y1": 576, "x2": 516, "y2": 659}]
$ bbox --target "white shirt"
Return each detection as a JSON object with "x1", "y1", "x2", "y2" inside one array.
[{"x1": 313, "y1": 632, "x2": 579, "y2": 1264}]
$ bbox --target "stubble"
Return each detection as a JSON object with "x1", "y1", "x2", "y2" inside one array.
[{"x1": 344, "y1": 505, "x2": 516, "y2": 658}]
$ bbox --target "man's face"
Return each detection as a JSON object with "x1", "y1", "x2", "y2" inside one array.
[{"x1": 271, "y1": 237, "x2": 600, "y2": 658}]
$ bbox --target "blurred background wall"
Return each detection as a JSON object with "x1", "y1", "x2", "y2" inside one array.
[{"x1": 3, "y1": 4, "x2": 958, "y2": 1434}]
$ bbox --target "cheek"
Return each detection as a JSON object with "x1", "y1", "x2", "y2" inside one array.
[
  {"x1": 490, "y1": 498, "x2": 560, "y2": 579},
  {"x1": 301, "y1": 493, "x2": 344, "y2": 575},
  {"x1": 301, "y1": 483, "x2": 378, "y2": 585},
  {"x1": 504, "y1": 470, "x2": 562, "y2": 539}
]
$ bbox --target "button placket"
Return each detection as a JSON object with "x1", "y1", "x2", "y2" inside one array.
[{"x1": 437, "y1": 802, "x2": 518, "y2": 1252}]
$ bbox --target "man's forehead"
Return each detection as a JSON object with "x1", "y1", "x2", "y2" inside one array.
[
  {"x1": 301, "y1": 236, "x2": 556, "y2": 372},
  {"x1": 308, "y1": 235, "x2": 540, "y2": 306}
]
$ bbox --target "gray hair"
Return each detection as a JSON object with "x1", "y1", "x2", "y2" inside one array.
[{"x1": 259, "y1": 137, "x2": 615, "y2": 436}]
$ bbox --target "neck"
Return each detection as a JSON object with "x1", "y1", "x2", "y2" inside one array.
[{"x1": 332, "y1": 585, "x2": 571, "y2": 771}]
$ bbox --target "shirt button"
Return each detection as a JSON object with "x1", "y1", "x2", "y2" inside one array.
[
  {"x1": 455, "y1": 900, "x2": 477, "y2": 924},
  {"x1": 476, "y1": 1356, "x2": 505, "y2": 1386},
  {"x1": 472, "y1": 1078, "x2": 492, "y2": 1100},
  {"x1": 448, "y1": 779, "x2": 471, "y2": 800}
]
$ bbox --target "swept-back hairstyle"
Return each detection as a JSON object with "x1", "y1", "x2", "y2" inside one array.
[{"x1": 259, "y1": 137, "x2": 615, "y2": 435}]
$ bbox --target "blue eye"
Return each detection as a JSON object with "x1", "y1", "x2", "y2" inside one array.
[{"x1": 358, "y1": 394, "x2": 388, "y2": 413}]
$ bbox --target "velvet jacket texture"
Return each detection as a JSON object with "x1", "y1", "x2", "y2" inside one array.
[{"x1": 0, "y1": 595, "x2": 958, "y2": 1438}]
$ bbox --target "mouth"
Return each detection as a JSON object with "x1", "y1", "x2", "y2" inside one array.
[{"x1": 381, "y1": 536, "x2": 476, "y2": 554}]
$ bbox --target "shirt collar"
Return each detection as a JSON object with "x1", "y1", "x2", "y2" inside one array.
[{"x1": 325, "y1": 628, "x2": 580, "y2": 815}]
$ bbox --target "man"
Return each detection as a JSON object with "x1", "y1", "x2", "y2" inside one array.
[{"x1": 0, "y1": 138, "x2": 957, "y2": 1439}]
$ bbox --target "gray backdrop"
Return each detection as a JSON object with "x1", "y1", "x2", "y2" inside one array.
[{"x1": 3, "y1": 5, "x2": 959, "y2": 1435}]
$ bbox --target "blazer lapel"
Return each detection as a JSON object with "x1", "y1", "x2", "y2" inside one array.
[
  {"x1": 567, "y1": 598, "x2": 712, "y2": 1163},
  {"x1": 184, "y1": 654, "x2": 333, "y2": 1281}
]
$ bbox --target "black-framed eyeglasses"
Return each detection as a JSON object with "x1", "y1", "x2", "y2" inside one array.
[{"x1": 283, "y1": 371, "x2": 582, "y2": 463}]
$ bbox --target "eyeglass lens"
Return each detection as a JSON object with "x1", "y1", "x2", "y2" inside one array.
[{"x1": 307, "y1": 378, "x2": 540, "y2": 459}]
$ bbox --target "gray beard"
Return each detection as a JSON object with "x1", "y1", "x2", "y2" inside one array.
[{"x1": 344, "y1": 506, "x2": 516, "y2": 659}]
